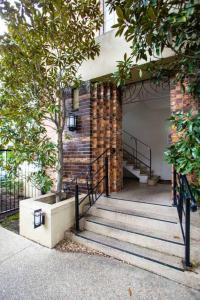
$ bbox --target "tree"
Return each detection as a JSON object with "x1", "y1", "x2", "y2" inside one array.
[
  {"x1": 107, "y1": 0, "x2": 200, "y2": 100},
  {"x1": 0, "y1": 0, "x2": 103, "y2": 201}
]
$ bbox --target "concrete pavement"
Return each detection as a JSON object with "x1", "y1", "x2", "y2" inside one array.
[{"x1": 0, "y1": 226, "x2": 199, "y2": 300}]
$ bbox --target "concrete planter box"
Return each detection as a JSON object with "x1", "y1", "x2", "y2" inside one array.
[{"x1": 20, "y1": 193, "x2": 87, "y2": 248}]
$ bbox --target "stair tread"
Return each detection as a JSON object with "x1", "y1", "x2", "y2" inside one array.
[
  {"x1": 94, "y1": 203, "x2": 179, "y2": 224},
  {"x1": 97, "y1": 196, "x2": 178, "y2": 219},
  {"x1": 85, "y1": 215, "x2": 184, "y2": 245},
  {"x1": 100, "y1": 195, "x2": 174, "y2": 208},
  {"x1": 76, "y1": 230, "x2": 183, "y2": 270}
]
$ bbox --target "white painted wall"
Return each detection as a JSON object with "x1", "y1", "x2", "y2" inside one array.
[{"x1": 122, "y1": 83, "x2": 171, "y2": 180}]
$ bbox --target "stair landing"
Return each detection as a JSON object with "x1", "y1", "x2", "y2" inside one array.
[{"x1": 113, "y1": 178, "x2": 172, "y2": 205}]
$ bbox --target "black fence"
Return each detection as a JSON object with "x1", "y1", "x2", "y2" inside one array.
[{"x1": 0, "y1": 150, "x2": 39, "y2": 217}]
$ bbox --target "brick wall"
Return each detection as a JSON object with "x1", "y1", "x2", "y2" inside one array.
[
  {"x1": 91, "y1": 82, "x2": 123, "y2": 192},
  {"x1": 170, "y1": 79, "x2": 199, "y2": 114},
  {"x1": 63, "y1": 81, "x2": 123, "y2": 193},
  {"x1": 63, "y1": 81, "x2": 92, "y2": 192},
  {"x1": 170, "y1": 79, "x2": 199, "y2": 143}
]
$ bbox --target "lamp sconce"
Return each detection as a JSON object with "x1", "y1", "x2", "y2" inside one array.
[
  {"x1": 34, "y1": 209, "x2": 45, "y2": 229},
  {"x1": 63, "y1": 182, "x2": 70, "y2": 194},
  {"x1": 67, "y1": 112, "x2": 78, "y2": 132}
]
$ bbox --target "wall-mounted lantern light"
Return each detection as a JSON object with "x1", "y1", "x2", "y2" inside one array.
[
  {"x1": 34, "y1": 209, "x2": 45, "y2": 229},
  {"x1": 68, "y1": 113, "x2": 77, "y2": 132},
  {"x1": 63, "y1": 182, "x2": 69, "y2": 194}
]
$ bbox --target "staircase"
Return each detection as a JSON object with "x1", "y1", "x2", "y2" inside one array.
[
  {"x1": 69, "y1": 150, "x2": 200, "y2": 289},
  {"x1": 71, "y1": 194, "x2": 200, "y2": 289},
  {"x1": 123, "y1": 130, "x2": 159, "y2": 185}
]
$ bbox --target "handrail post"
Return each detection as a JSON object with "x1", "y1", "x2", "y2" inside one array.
[
  {"x1": 105, "y1": 156, "x2": 109, "y2": 197},
  {"x1": 185, "y1": 197, "x2": 191, "y2": 268},
  {"x1": 75, "y1": 181, "x2": 80, "y2": 232},
  {"x1": 135, "y1": 139, "x2": 138, "y2": 168},
  {"x1": 173, "y1": 167, "x2": 177, "y2": 206},
  {"x1": 89, "y1": 165, "x2": 94, "y2": 204},
  {"x1": 149, "y1": 148, "x2": 152, "y2": 179},
  {"x1": 179, "y1": 178, "x2": 183, "y2": 224}
]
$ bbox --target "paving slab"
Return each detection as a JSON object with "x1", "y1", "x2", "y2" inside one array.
[{"x1": 0, "y1": 226, "x2": 199, "y2": 300}]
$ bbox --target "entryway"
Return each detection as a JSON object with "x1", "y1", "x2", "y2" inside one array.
[{"x1": 122, "y1": 79, "x2": 171, "y2": 189}]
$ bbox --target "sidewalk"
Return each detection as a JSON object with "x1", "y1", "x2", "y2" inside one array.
[{"x1": 0, "y1": 226, "x2": 199, "y2": 300}]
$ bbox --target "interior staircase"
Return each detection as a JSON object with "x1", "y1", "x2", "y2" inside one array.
[
  {"x1": 123, "y1": 130, "x2": 160, "y2": 185},
  {"x1": 70, "y1": 193, "x2": 200, "y2": 289}
]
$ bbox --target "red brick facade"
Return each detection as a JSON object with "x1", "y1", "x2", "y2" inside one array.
[
  {"x1": 91, "y1": 82, "x2": 123, "y2": 192},
  {"x1": 170, "y1": 79, "x2": 199, "y2": 114},
  {"x1": 63, "y1": 82, "x2": 92, "y2": 192},
  {"x1": 63, "y1": 81, "x2": 123, "y2": 193}
]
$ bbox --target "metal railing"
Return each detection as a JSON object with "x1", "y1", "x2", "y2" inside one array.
[
  {"x1": 0, "y1": 149, "x2": 40, "y2": 216},
  {"x1": 173, "y1": 169, "x2": 198, "y2": 268},
  {"x1": 74, "y1": 148, "x2": 111, "y2": 232},
  {"x1": 123, "y1": 130, "x2": 152, "y2": 178}
]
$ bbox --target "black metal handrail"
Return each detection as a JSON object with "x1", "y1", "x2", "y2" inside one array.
[
  {"x1": 122, "y1": 130, "x2": 152, "y2": 178},
  {"x1": 173, "y1": 169, "x2": 198, "y2": 268},
  {"x1": 74, "y1": 148, "x2": 111, "y2": 231}
]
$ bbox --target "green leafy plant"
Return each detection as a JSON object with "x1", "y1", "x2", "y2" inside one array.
[
  {"x1": 107, "y1": 0, "x2": 200, "y2": 100},
  {"x1": 107, "y1": 0, "x2": 200, "y2": 201},
  {"x1": 0, "y1": 0, "x2": 103, "y2": 201},
  {"x1": 31, "y1": 170, "x2": 53, "y2": 195},
  {"x1": 165, "y1": 112, "x2": 200, "y2": 200}
]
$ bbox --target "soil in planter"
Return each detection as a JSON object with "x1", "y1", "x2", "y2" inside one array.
[{"x1": 0, "y1": 212, "x2": 19, "y2": 234}]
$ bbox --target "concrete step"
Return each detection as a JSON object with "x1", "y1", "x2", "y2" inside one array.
[
  {"x1": 89, "y1": 205, "x2": 182, "y2": 237},
  {"x1": 125, "y1": 165, "x2": 140, "y2": 175},
  {"x1": 124, "y1": 165, "x2": 148, "y2": 183},
  {"x1": 97, "y1": 196, "x2": 177, "y2": 219},
  {"x1": 148, "y1": 176, "x2": 160, "y2": 186},
  {"x1": 85, "y1": 216, "x2": 184, "y2": 257},
  {"x1": 139, "y1": 174, "x2": 149, "y2": 183},
  {"x1": 72, "y1": 231, "x2": 200, "y2": 290}
]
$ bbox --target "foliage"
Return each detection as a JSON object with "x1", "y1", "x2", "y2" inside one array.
[
  {"x1": 31, "y1": 170, "x2": 53, "y2": 194},
  {"x1": 0, "y1": 0, "x2": 103, "y2": 200},
  {"x1": 108, "y1": 0, "x2": 200, "y2": 200},
  {"x1": 107, "y1": 0, "x2": 200, "y2": 101},
  {"x1": 165, "y1": 112, "x2": 200, "y2": 199}
]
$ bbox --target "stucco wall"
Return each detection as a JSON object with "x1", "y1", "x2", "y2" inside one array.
[
  {"x1": 79, "y1": 30, "x2": 174, "y2": 81},
  {"x1": 122, "y1": 83, "x2": 171, "y2": 180}
]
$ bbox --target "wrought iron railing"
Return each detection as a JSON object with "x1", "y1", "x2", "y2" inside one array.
[
  {"x1": 123, "y1": 130, "x2": 152, "y2": 178},
  {"x1": 173, "y1": 169, "x2": 198, "y2": 268},
  {"x1": 73, "y1": 148, "x2": 111, "y2": 232},
  {"x1": 0, "y1": 149, "x2": 40, "y2": 216}
]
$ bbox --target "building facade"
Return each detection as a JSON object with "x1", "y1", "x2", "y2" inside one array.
[{"x1": 62, "y1": 1, "x2": 199, "y2": 193}]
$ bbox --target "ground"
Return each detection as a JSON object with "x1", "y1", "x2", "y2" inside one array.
[
  {"x1": 0, "y1": 226, "x2": 199, "y2": 300},
  {"x1": 0, "y1": 212, "x2": 19, "y2": 233}
]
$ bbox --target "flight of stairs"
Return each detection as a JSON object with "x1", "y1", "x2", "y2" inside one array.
[
  {"x1": 123, "y1": 160, "x2": 160, "y2": 184},
  {"x1": 123, "y1": 160, "x2": 149, "y2": 183},
  {"x1": 70, "y1": 195, "x2": 200, "y2": 289}
]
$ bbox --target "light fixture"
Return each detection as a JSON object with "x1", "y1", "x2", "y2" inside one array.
[
  {"x1": 63, "y1": 182, "x2": 69, "y2": 194},
  {"x1": 68, "y1": 112, "x2": 77, "y2": 132},
  {"x1": 34, "y1": 209, "x2": 45, "y2": 229}
]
